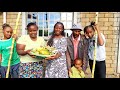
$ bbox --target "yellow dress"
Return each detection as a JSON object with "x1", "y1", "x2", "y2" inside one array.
[{"x1": 69, "y1": 66, "x2": 85, "y2": 78}]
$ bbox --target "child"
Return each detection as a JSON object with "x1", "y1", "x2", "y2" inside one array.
[
  {"x1": 69, "y1": 58, "x2": 85, "y2": 78},
  {"x1": 84, "y1": 22, "x2": 106, "y2": 78},
  {"x1": 0, "y1": 23, "x2": 20, "y2": 78}
]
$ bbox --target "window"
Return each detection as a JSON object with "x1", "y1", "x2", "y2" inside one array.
[
  {"x1": 23, "y1": 12, "x2": 77, "y2": 39},
  {"x1": 116, "y1": 13, "x2": 120, "y2": 73}
]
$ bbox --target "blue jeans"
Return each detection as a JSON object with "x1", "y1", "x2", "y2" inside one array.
[{"x1": 0, "y1": 63, "x2": 20, "y2": 78}]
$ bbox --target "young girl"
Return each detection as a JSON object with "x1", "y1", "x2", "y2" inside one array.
[
  {"x1": 0, "y1": 23, "x2": 20, "y2": 78},
  {"x1": 84, "y1": 22, "x2": 106, "y2": 78},
  {"x1": 45, "y1": 22, "x2": 68, "y2": 78},
  {"x1": 69, "y1": 58, "x2": 85, "y2": 78}
]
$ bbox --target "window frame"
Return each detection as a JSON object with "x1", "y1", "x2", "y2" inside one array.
[
  {"x1": 117, "y1": 13, "x2": 120, "y2": 73},
  {"x1": 22, "y1": 12, "x2": 78, "y2": 38}
]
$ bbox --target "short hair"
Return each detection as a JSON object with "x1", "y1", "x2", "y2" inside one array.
[
  {"x1": 26, "y1": 22, "x2": 38, "y2": 30},
  {"x1": 74, "y1": 58, "x2": 83, "y2": 64}
]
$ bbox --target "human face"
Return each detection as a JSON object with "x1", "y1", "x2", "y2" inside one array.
[
  {"x1": 28, "y1": 25, "x2": 38, "y2": 38},
  {"x1": 3, "y1": 27, "x2": 13, "y2": 39},
  {"x1": 72, "y1": 30, "x2": 81, "y2": 38},
  {"x1": 54, "y1": 24, "x2": 63, "y2": 36},
  {"x1": 86, "y1": 27, "x2": 94, "y2": 39},
  {"x1": 74, "y1": 60, "x2": 82, "y2": 69}
]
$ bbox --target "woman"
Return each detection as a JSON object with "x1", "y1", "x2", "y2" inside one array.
[
  {"x1": 45, "y1": 22, "x2": 68, "y2": 78},
  {"x1": 17, "y1": 22, "x2": 46, "y2": 78}
]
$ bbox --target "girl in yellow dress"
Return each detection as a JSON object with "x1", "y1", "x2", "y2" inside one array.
[{"x1": 69, "y1": 58, "x2": 85, "y2": 78}]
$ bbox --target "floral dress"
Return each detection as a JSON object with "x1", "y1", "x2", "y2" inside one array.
[
  {"x1": 45, "y1": 37, "x2": 68, "y2": 78},
  {"x1": 19, "y1": 62, "x2": 43, "y2": 78}
]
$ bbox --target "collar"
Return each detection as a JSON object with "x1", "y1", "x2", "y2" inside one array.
[{"x1": 72, "y1": 34, "x2": 80, "y2": 41}]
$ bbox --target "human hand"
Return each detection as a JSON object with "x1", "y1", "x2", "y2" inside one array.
[
  {"x1": 84, "y1": 33, "x2": 89, "y2": 39},
  {"x1": 84, "y1": 71, "x2": 88, "y2": 75},
  {"x1": 45, "y1": 55, "x2": 56, "y2": 60},
  {"x1": 26, "y1": 49, "x2": 36, "y2": 58},
  {"x1": 91, "y1": 22, "x2": 100, "y2": 32},
  {"x1": 45, "y1": 53, "x2": 60, "y2": 60},
  {"x1": 77, "y1": 67, "x2": 82, "y2": 71},
  {"x1": 68, "y1": 68, "x2": 72, "y2": 76},
  {"x1": 12, "y1": 34, "x2": 18, "y2": 40},
  {"x1": 29, "y1": 55, "x2": 36, "y2": 58},
  {"x1": 68, "y1": 68, "x2": 72, "y2": 73}
]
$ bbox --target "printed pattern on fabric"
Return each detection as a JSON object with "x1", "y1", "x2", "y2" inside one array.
[
  {"x1": 19, "y1": 62, "x2": 43, "y2": 78},
  {"x1": 45, "y1": 37, "x2": 68, "y2": 78}
]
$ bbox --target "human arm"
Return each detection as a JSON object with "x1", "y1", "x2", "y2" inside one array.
[
  {"x1": 12, "y1": 34, "x2": 18, "y2": 41},
  {"x1": 69, "y1": 70, "x2": 74, "y2": 78},
  {"x1": 0, "y1": 54, "x2": 2, "y2": 64},
  {"x1": 17, "y1": 43, "x2": 36, "y2": 58},
  {"x1": 45, "y1": 37, "x2": 67, "y2": 60},
  {"x1": 45, "y1": 52, "x2": 61, "y2": 60},
  {"x1": 82, "y1": 37, "x2": 89, "y2": 73},
  {"x1": 66, "y1": 50, "x2": 72, "y2": 72},
  {"x1": 16, "y1": 44, "x2": 30, "y2": 55},
  {"x1": 0, "y1": 45, "x2": 2, "y2": 64},
  {"x1": 93, "y1": 24, "x2": 104, "y2": 46},
  {"x1": 16, "y1": 35, "x2": 36, "y2": 57},
  {"x1": 77, "y1": 67, "x2": 86, "y2": 78}
]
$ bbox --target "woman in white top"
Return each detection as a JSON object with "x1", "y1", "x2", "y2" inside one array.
[
  {"x1": 84, "y1": 22, "x2": 106, "y2": 78},
  {"x1": 17, "y1": 22, "x2": 46, "y2": 78}
]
